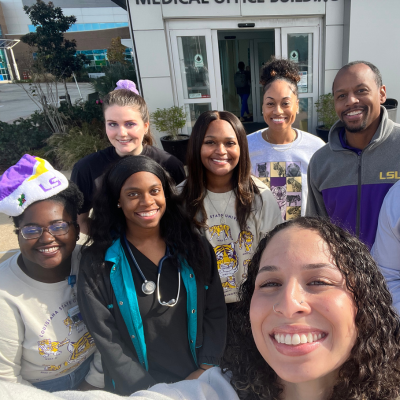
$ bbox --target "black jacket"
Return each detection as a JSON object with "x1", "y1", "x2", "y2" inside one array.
[{"x1": 77, "y1": 236, "x2": 227, "y2": 395}]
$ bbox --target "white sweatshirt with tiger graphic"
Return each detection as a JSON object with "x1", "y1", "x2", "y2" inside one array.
[{"x1": 200, "y1": 178, "x2": 282, "y2": 303}]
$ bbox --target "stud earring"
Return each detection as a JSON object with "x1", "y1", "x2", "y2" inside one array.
[{"x1": 117, "y1": 203, "x2": 121, "y2": 208}]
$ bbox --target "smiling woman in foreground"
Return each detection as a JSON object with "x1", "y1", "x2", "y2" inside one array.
[{"x1": 222, "y1": 217, "x2": 400, "y2": 400}]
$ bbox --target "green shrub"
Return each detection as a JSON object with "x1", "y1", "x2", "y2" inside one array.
[
  {"x1": 90, "y1": 62, "x2": 137, "y2": 97},
  {"x1": 47, "y1": 122, "x2": 109, "y2": 170},
  {"x1": 315, "y1": 93, "x2": 338, "y2": 130},
  {"x1": 151, "y1": 106, "x2": 187, "y2": 140},
  {"x1": 59, "y1": 98, "x2": 104, "y2": 128},
  {"x1": 0, "y1": 112, "x2": 52, "y2": 166}
]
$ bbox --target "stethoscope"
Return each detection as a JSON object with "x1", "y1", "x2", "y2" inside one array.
[{"x1": 123, "y1": 235, "x2": 181, "y2": 307}]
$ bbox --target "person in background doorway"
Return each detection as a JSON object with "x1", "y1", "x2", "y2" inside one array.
[
  {"x1": 77, "y1": 155, "x2": 226, "y2": 395},
  {"x1": 0, "y1": 155, "x2": 103, "y2": 392},
  {"x1": 71, "y1": 80, "x2": 185, "y2": 235},
  {"x1": 178, "y1": 110, "x2": 282, "y2": 304},
  {"x1": 247, "y1": 58, "x2": 325, "y2": 221},
  {"x1": 306, "y1": 61, "x2": 400, "y2": 248},
  {"x1": 371, "y1": 180, "x2": 400, "y2": 314},
  {"x1": 234, "y1": 61, "x2": 252, "y2": 122}
]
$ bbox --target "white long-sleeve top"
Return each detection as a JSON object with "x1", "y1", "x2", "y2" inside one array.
[
  {"x1": 371, "y1": 180, "x2": 400, "y2": 314},
  {"x1": 0, "y1": 246, "x2": 103, "y2": 387}
]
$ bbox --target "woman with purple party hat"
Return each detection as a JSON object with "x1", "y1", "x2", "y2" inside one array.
[
  {"x1": 71, "y1": 80, "x2": 186, "y2": 234},
  {"x1": 0, "y1": 155, "x2": 103, "y2": 392}
]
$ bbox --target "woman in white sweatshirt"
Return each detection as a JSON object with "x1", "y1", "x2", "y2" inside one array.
[{"x1": 0, "y1": 155, "x2": 103, "y2": 392}]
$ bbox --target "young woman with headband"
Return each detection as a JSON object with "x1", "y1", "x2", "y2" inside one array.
[
  {"x1": 179, "y1": 110, "x2": 282, "y2": 304},
  {"x1": 77, "y1": 155, "x2": 226, "y2": 395},
  {"x1": 71, "y1": 80, "x2": 186, "y2": 234},
  {"x1": 247, "y1": 58, "x2": 325, "y2": 221}
]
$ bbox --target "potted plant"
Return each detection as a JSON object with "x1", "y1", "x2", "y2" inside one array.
[
  {"x1": 151, "y1": 106, "x2": 189, "y2": 164},
  {"x1": 314, "y1": 93, "x2": 338, "y2": 143}
]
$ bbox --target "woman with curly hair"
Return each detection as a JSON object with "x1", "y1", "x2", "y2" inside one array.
[
  {"x1": 77, "y1": 155, "x2": 226, "y2": 395},
  {"x1": 247, "y1": 58, "x2": 325, "y2": 221}
]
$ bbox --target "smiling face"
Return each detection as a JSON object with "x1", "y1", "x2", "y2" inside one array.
[
  {"x1": 200, "y1": 119, "x2": 240, "y2": 181},
  {"x1": 118, "y1": 171, "x2": 166, "y2": 234},
  {"x1": 105, "y1": 105, "x2": 149, "y2": 156},
  {"x1": 250, "y1": 226, "x2": 357, "y2": 384},
  {"x1": 17, "y1": 201, "x2": 78, "y2": 271},
  {"x1": 262, "y1": 80, "x2": 299, "y2": 134},
  {"x1": 333, "y1": 63, "x2": 386, "y2": 134}
]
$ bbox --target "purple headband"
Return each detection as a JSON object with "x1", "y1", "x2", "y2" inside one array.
[{"x1": 114, "y1": 79, "x2": 140, "y2": 95}]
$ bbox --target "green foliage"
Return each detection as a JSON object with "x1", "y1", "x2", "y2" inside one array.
[
  {"x1": 151, "y1": 106, "x2": 187, "y2": 140},
  {"x1": 90, "y1": 63, "x2": 137, "y2": 97},
  {"x1": 0, "y1": 111, "x2": 52, "y2": 166},
  {"x1": 21, "y1": 0, "x2": 87, "y2": 80},
  {"x1": 108, "y1": 37, "x2": 127, "y2": 65},
  {"x1": 59, "y1": 99, "x2": 104, "y2": 128},
  {"x1": 315, "y1": 93, "x2": 338, "y2": 130},
  {"x1": 47, "y1": 123, "x2": 109, "y2": 170}
]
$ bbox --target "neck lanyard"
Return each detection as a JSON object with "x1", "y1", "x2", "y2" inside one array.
[{"x1": 123, "y1": 235, "x2": 181, "y2": 307}]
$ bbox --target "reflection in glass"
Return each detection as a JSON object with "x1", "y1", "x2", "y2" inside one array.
[
  {"x1": 178, "y1": 36, "x2": 210, "y2": 100},
  {"x1": 287, "y1": 33, "x2": 313, "y2": 93},
  {"x1": 292, "y1": 98, "x2": 313, "y2": 133},
  {"x1": 185, "y1": 103, "x2": 212, "y2": 134}
]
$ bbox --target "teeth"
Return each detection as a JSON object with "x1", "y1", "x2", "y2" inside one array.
[
  {"x1": 38, "y1": 247, "x2": 58, "y2": 253},
  {"x1": 118, "y1": 139, "x2": 131, "y2": 143},
  {"x1": 138, "y1": 210, "x2": 157, "y2": 217},
  {"x1": 212, "y1": 159, "x2": 228, "y2": 163},
  {"x1": 273, "y1": 118, "x2": 285, "y2": 122},
  {"x1": 274, "y1": 332, "x2": 325, "y2": 345},
  {"x1": 347, "y1": 111, "x2": 362, "y2": 116}
]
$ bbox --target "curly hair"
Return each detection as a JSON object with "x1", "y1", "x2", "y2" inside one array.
[
  {"x1": 102, "y1": 88, "x2": 154, "y2": 146},
  {"x1": 84, "y1": 156, "x2": 210, "y2": 282},
  {"x1": 12, "y1": 181, "x2": 84, "y2": 229},
  {"x1": 221, "y1": 217, "x2": 400, "y2": 400},
  {"x1": 260, "y1": 57, "x2": 300, "y2": 96},
  {"x1": 179, "y1": 110, "x2": 261, "y2": 232}
]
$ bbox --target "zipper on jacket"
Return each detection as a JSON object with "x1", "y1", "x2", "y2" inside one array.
[{"x1": 356, "y1": 153, "x2": 362, "y2": 237}]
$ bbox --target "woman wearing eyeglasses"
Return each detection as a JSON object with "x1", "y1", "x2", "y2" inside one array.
[
  {"x1": 0, "y1": 155, "x2": 103, "y2": 392},
  {"x1": 77, "y1": 155, "x2": 227, "y2": 395}
]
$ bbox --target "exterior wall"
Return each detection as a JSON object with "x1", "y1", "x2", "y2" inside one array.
[
  {"x1": 347, "y1": 0, "x2": 400, "y2": 123},
  {"x1": 127, "y1": 0, "x2": 345, "y2": 142},
  {"x1": 1, "y1": 0, "x2": 128, "y2": 35},
  {"x1": 7, "y1": 27, "x2": 130, "y2": 75}
]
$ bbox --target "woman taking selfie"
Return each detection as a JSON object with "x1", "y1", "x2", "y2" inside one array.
[
  {"x1": 179, "y1": 110, "x2": 282, "y2": 304},
  {"x1": 71, "y1": 80, "x2": 185, "y2": 234},
  {"x1": 77, "y1": 156, "x2": 226, "y2": 395},
  {"x1": 0, "y1": 155, "x2": 102, "y2": 391},
  {"x1": 247, "y1": 59, "x2": 325, "y2": 221}
]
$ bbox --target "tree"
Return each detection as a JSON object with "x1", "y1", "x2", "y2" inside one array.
[
  {"x1": 107, "y1": 36, "x2": 127, "y2": 65},
  {"x1": 21, "y1": 0, "x2": 87, "y2": 105}
]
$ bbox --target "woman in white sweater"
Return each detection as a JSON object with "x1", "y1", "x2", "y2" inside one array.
[{"x1": 0, "y1": 155, "x2": 103, "y2": 392}]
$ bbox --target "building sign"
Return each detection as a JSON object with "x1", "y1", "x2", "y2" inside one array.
[
  {"x1": 194, "y1": 54, "x2": 204, "y2": 67},
  {"x1": 135, "y1": 0, "x2": 337, "y2": 4}
]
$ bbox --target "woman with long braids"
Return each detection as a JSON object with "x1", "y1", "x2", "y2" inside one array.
[
  {"x1": 179, "y1": 110, "x2": 282, "y2": 304},
  {"x1": 247, "y1": 58, "x2": 325, "y2": 221},
  {"x1": 77, "y1": 155, "x2": 226, "y2": 395}
]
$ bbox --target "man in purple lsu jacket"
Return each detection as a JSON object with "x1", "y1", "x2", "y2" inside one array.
[{"x1": 306, "y1": 61, "x2": 400, "y2": 248}]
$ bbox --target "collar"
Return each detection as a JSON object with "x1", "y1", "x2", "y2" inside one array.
[{"x1": 339, "y1": 128, "x2": 362, "y2": 155}]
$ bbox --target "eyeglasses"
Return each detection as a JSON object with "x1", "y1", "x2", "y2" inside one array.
[{"x1": 16, "y1": 221, "x2": 76, "y2": 240}]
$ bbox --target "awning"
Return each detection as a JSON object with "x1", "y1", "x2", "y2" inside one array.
[{"x1": 0, "y1": 39, "x2": 20, "y2": 50}]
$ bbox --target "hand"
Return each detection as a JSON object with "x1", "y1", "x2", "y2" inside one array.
[
  {"x1": 77, "y1": 380, "x2": 101, "y2": 391},
  {"x1": 184, "y1": 364, "x2": 213, "y2": 380}
]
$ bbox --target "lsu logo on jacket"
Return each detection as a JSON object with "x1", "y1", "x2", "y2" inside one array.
[{"x1": 379, "y1": 171, "x2": 400, "y2": 180}]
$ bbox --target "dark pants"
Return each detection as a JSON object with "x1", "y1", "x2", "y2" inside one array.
[{"x1": 239, "y1": 93, "x2": 250, "y2": 117}]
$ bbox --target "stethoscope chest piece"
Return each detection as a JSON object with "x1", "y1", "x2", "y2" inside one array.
[{"x1": 142, "y1": 280, "x2": 156, "y2": 295}]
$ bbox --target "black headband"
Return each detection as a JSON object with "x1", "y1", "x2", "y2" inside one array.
[{"x1": 108, "y1": 155, "x2": 167, "y2": 197}]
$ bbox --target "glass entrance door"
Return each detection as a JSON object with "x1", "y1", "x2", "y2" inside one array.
[
  {"x1": 170, "y1": 30, "x2": 218, "y2": 134},
  {"x1": 281, "y1": 26, "x2": 320, "y2": 133}
]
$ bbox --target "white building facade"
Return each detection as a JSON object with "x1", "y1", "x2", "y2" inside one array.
[{"x1": 119, "y1": 0, "x2": 400, "y2": 140}]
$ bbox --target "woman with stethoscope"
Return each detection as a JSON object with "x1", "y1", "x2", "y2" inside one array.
[{"x1": 77, "y1": 155, "x2": 227, "y2": 395}]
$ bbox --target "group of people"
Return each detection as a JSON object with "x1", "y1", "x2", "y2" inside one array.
[{"x1": 0, "y1": 57, "x2": 400, "y2": 400}]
